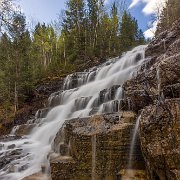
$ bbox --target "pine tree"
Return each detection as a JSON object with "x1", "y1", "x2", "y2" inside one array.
[
  {"x1": 156, "y1": 0, "x2": 180, "y2": 35},
  {"x1": 87, "y1": 0, "x2": 99, "y2": 51},
  {"x1": 110, "y1": 2, "x2": 119, "y2": 56},
  {"x1": 120, "y1": 11, "x2": 145, "y2": 53},
  {"x1": 0, "y1": 33, "x2": 11, "y2": 104},
  {"x1": 62, "y1": 0, "x2": 85, "y2": 62},
  {"x1": 18, "y1": 30, "x2": 34, "y2": 100},
  {"x1": 99, "y1": 13, "x2": 111, "y2": 57},
  {"x1": 7, "y1": 13, "x2": 34, "y2": 112}
]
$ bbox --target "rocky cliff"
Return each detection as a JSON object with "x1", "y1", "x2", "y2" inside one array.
[
  {"x1": 50, "y1": 19, "x2": 180, "y2": 180},
  {"x1": 123, "y1": 19, "x2": 180, "y2": 179}
]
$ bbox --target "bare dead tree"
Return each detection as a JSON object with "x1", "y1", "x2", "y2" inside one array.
[{"x1": 0, "y1": 0, "x2": 19, "y2": 32}]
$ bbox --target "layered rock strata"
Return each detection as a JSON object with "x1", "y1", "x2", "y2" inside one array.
[
  {"x1": 123, "y1": 19, "x2": 180, "y2": 180},
  {"x1": 50, "y1": 112, "x2": 146, "y2": 180}
]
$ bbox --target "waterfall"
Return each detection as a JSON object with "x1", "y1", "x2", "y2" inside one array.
[
  {"x1": 128, "y1": 115, "x2": 141, "y2": 169},
  {"x1": 0, "y1": 45, "x2": 147, "y2": 180},
  {"x1": 124, "y1": 115, "x2": 141, "y2": 179}
]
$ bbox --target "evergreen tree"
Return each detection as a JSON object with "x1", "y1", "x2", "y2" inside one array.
[
  {"x1": 0, "y1": 33, "x2": 11, "y2": 104},
  {"x1": 156, "y1": 0, "x2": 180, "y2": 35},
  {"x1": 18, "y1": 30, "x2": 34, "y2": 99},
  {"x1": 7, "y1": 13, "x2": 34, "y2": 112},
  {"x1": 120, "y1": 11, "x2": 145, "y2": 53},
  {"x1": 110, "y1": 2, "x2": 119, "y2": 56},
  {"x1": 0, "y1": 0, "x2": 146, "y2": 120},
  {"x1": 62, "y1": 0, "x2": 85, "y2": 62},
  {"x1": 87, "y1": 0, "x2": 99, "y2": 50}
]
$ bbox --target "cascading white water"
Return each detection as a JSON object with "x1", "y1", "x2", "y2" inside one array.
[
  {"x1": 0, "y1": 45, "x2": 147, "y2": 179},
  {"x1": 124, "y1": 115, "x2": 141, "y2": 178},
  {"x1": 128, "y1": 115, "x2": 141, "y2": 169}
]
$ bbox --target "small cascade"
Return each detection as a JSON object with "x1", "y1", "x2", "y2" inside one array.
[
  {"x1": 35, "y1": 108, "x2": 49, "y2": 119},
  {"x1": 115, "y1": 87, "x2": 123, "y2": 100},
  {"x1": 10, "y1": 126, "x2": 20, "y2": 135},
  {"x1": 127, "y1": 115, "x2": 141, "y2": 169},
  {"x1": 48, "y1": 90, "x2": 63, "y2": 107},
  {"x1": 74, "y1": 96, "x2": 92, "y2": 111},
  {"x1": 156, "y1": 39, "x2": 166, "y2": 103},
  {"x1": 63, "y1": 71, "x2": 98, "y2": 90},
  {"x1": 0, "y1": 45, "x2": 147, "y2": 179},
  {"x1": 98, "y1": 100, "x2": 120, "y2": 114},
  {"x1": 91, "y1": 134, "x2": 96, "y2": 180}
]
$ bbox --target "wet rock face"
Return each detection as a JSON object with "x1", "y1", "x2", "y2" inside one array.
[
  {"x1": 139, "y1": 99, "x2": 180, "y2": 180},
  {"x1": 121, "y1": 19, "x2": 180, "y2": 180},
  {"x1": 145, "y1": 19, "x2": 180, "y2": 58},
  {"x1": 123, "y1": 20, "x2": 180, "y2": 112},
  {"x1": 123, "y1": 52, "x2": 180, "y2": 111},
  {"x1": 98, "y1": 85, "x2": 120, "y2": 105},
  {"x1": 0, "y1": 148, "x2": 23, "y2": 170},
  {"x1": 144, "y1": 22, "x2": 180, "y2": 180},
  {"x1": 50, "y1": 112, "x2": 146, "y2": 180}
]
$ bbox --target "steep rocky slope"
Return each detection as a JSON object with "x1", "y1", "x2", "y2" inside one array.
[
  {"x1": 123, "y1": 19, "x2": 180, "y2": 179},
  {"x1": 50, "y1": 19, "x2": 180, "y2": 179}
]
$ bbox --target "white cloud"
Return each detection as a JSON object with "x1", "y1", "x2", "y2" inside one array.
[
  {"x1": 129, "y1": 0, "x2": 167, "y2": 38},
  {"x1": 144, "y1": 21, "x2": 157, "y2": 39},
  {"x1": 129, "y1": 0, "x2": 167, "y2": 15}
]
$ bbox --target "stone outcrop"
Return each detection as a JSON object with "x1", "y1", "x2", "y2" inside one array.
[
  {"x1": 139, "y1": 99, "x2": 180, "y2": 180},
  {"x1": 122, "y1": 19, "x2": 180, "y2": 180},
  {"x1": 50, "y1": 112, "x2": 146, "y2": 180},
  {"x1": 0, "y1": 135, "x2": 23, "y2": 170},
  {"x1": 49, "y1": 20, "x2": 180, "y2": 180},
  {"x1": 123, "y1": 19, "x2": 180, "y2": 112}
]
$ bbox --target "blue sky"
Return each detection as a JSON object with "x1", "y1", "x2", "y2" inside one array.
[
  {"x1": 16, "y1": 0, "x2": 66, "y2": 23},
  {"x1": 16, "y1": 0, "x2": 165, "y2": 38}
]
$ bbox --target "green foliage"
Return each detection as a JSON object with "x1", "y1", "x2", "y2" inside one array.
[
  {"x1": 62, "y1": 0, "x2": 145, "y2": 61},
  {"x1": 119, "y1": 11, "x2": 145, "y2": 53},
  {"x1": 0, "y1": 0, "x2": 146, "y2": 116},
  {"x1": 156, "y1": 0, "x2": 180, "y2": 35}
]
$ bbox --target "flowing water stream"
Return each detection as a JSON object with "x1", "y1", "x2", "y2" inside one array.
[
  {"x1": 0, "y1": 45, "x2": 147, "y2": 179},
  {"x1": 128, "y1": 115, "x2": 141, "y2": 169}
]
